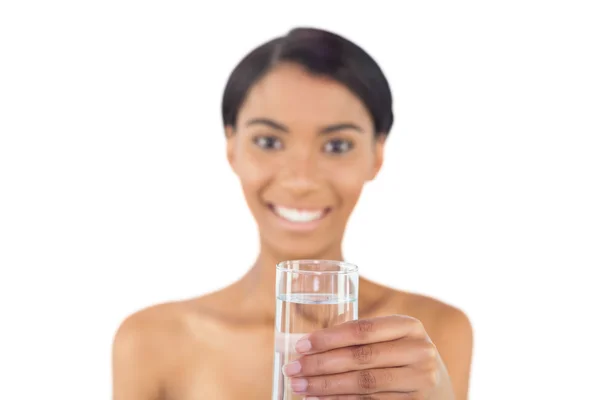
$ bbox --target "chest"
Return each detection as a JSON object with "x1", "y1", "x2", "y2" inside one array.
[{"x1": 167, "y1": 299, "x2": 436, "y2": 399}]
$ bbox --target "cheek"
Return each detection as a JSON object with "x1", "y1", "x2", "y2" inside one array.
[
  {"x1": 324, "y1": 152, "x2": 374, "y2": 210},
  {"x1": 329, "y1": 169, "x2": 368, "y2": 210},
  {"x1": 236, "y1": 150, "x2": 274, "y2": 201},
  {"x1": 338, "y1": 179, "x2": 365, "y2": 206}
]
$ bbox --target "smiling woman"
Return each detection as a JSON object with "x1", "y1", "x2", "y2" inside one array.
[
  {"x1": 112, "y1": 27, "x2": 473, "y2": 400},
  {"x1": 225, "y1": 58, "x2": 386, "y2": 259}
]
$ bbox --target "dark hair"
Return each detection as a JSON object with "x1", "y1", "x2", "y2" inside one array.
[{"x1": 221, "y1": 27, "x2": 394, "y2": 137}]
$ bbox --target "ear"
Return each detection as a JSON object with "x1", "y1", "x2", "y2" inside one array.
[
  {"x1": 225, "y1": 125, "x2": 237, "y2": 173},
  {"x1": 368, "y1": 134, "x2": 386, "y2": 181}
]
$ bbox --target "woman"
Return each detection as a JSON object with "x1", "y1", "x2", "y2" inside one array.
[{"x1": 112, "y1": 27, "x2": 473, "y2": 400}]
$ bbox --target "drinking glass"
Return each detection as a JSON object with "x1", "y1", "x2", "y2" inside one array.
[{"x1": 271, "y1": 259, "x2": 359, "y2": 400}]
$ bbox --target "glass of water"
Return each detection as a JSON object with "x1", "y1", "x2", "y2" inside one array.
[{"x1": 271, "y1": 259, "x2": 359, "y2": 400}]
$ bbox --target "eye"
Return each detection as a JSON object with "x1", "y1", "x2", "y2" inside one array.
[
  {"x1": 253, "y1": 135, "x2": 283, "y2": 150},
  {"x1": 323, "y1": 139, "x2": 354, "y2": 154}
]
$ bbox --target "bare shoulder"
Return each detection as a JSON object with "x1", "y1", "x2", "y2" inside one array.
[
  {"x1": 113, "y1": 301, "x2": 188, "y2": 350},
  {"x1": 111, "y1": 299, "x2": 213, "y2": 399},
  {"x1": 398, "y1": 290, "x2": 472, "y2": 337},
  {"x1": 363, "y1": 279, "x2": 472, "y2": 335},
  {"x1": 387, "y1": 288, "x2": 474, "y2": 399},
  {"x1": 112, "y1": 302, "x2": 177, "y2": 399},
  {"x1": 112, "y1": 295, "x2": 223, "y2": 358}
]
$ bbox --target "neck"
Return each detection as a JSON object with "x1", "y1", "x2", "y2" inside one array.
[{"x1": 238, "y1": 240, "x2": 345, "y2": 322}]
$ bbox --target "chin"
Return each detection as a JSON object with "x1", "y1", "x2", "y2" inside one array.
[{"x1": 263, "y1": 236, "x2": 337, "y2": 262}]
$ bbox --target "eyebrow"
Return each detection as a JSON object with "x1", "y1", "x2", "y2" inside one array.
[
  {"x1": 319, "y1": 123, "x2": 364, "y2": 134},
  {"x1": 245, "y1": 118, "x2": 363, "y2": 134},
  {"x1": 246, "y1": 118, "x2": 289, "y2": 132}
]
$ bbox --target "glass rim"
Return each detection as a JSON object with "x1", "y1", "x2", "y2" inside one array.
[{"x1": 276, "y1": 259, "x2": 358, "y2": 275}]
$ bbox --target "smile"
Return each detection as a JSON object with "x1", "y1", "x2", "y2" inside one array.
[{"x1": 268, "y1": 204, "x2": 331, "y2": 224}]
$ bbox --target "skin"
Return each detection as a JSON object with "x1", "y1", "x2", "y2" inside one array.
[{"x1": 112, "y1": 63, "x2": 473, "y2": 400}]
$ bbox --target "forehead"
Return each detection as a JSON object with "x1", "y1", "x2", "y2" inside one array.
[{"x1": 237, "y1": 63, "x2": 372, "y2": 129}]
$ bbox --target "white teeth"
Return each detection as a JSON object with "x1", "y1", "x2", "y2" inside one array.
[{"x1": 273, "y1": 206, "x2": 325, "y2": 223}]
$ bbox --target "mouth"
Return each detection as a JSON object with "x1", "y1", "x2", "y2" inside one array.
[{"x1": 267, "y1": 203, "x2": 331, "y2": 225}]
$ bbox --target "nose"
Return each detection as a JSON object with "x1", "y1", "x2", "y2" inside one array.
[{"x1": 278, "y1": 150, "x2": 320, "y2": 196}]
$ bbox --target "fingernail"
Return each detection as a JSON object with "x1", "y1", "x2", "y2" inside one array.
[
  {"x1": 282, "y1": 360, "x2": 301, "y2": 376},
  {"x1": 291, "y1": 378, "x2": 308, "y2": 393},
  {"x1": 295, "y1": 337, "x2": 312, "y2": 353}
]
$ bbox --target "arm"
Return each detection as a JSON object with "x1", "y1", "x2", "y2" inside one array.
[
  {"x1": 432, "y1": 306, "x2": 474, "y2": 400},
  {"x1": 112, "y1": 314, "x2": 163, "y2": 400}
]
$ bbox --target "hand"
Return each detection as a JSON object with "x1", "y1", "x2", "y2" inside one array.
[{"x1": 282, "y1": 315, "x2": 454, "y2": 399}]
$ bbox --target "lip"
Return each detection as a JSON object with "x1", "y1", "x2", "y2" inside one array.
[{"x1": 266, "y1": 203, "x2": 331, "y2": 232}]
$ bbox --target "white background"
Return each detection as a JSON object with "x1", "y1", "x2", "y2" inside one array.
[{"x1": 1, "y1": 1, "x2": 599, "y2": 399}]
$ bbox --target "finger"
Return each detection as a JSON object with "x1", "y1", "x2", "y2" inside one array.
[
  {"x1": 284, "y1": 338, "x2": 435, "y2": 377},
  {"x1": 296, "y1": 315, "x2": 427, "y2": 355},
  {"x1": 308, "y1": 393, "x2": 419, "y2": 399},
  {"x1": 290, "y1": 366, "x2": 435, "y2": 396}
]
